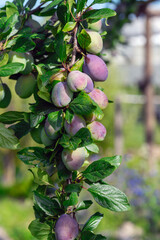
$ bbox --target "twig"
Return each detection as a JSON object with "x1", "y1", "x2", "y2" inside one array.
[
  {"x1": 69, "y1": 24, "x2": 78, "y2": 68},
  {"x1": 28, "y1": 2, "x2": 45, "y2": 17}
]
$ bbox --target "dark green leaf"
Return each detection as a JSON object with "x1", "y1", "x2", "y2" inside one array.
[
  {"x1": 48, "y1": 110, "x2": 63, "y2": 130},
  {"x1": 83, "y1": 159, "x2": 115, "y2": 182},
  {"x1": 82, "y1": 212, "x2": 103, "y2": 232},
  {"x1": 59, "y1": 134, "x2": 81, "y2": 150},
  {"x1": 29, "y1": 168, "x2": 54, "y2": 186},
  {"x1": 76, "y1": 200, "x2": 93, "y2": 211},
  {"x1": 65, "y1": 109, "x2": 74, "y2": 124},
  {"x1": 77, "y1": 0, "x2": 87, "y2": 13},
  {"x1": 9, "y1": 120, "x2": 30, "y2": 139},
  {"x1": 28, "y1": 219, "x2": 51, "y2": 240},
  {"x1": 0, "y1": 111, "x2": 25, "y2": 124},
  {"x1": 100, "y1": 155, "x2": 122, "y2": 169},
  {"x1": 70, "y1": 91, "x2": 96, "y2": 116},
  {"x1": 88, "y1": 182, "x2": 131, "y2": 212},
  {"x1": 17, "y1": 147, "x2": 48, "y2": 166},
  {"x1": 29, "y1": 99, "x2": 57, "y2": 115},
  {"x1": 63, "y1": 192, "x2": 78, "y2": 208},
  {"x1": 0, "y1": 63, "x2": 24, "y2": 77},
  {"x1": 12, "y1": 37, "x2": 36, "y2": 52},
  {"x1": 64, "y1": 183, "x2": 82, "y2": 193},
  {"x1": 83, "y1": 8, "x2": 116, "y2": 22},
  {"x1": 86, "y1": 143, "x2": 99, "y2": 154},
  {"x1": 62, "y1": 22, "x2": 76, "y2": 32},
  {"x1": 57, "y1": 158, "x2": 71, "y2": 180},
  {"x1": 34, "y1": 191, "x2": 61, "y2": 216},
  {"x1": 41, "y1": 0, "x2": 63, "y2": 13},
  {"x1": 77, "y1": 29, "x2": 91, "y2": 49},
  {"x1": 82, "y1": 231, "x2": 106, "y2": 240},
  {"x1": 91, "y1": 0, "x2": 110, "y2": 5},
  {"x1": 30, "y1": 113, "x2": 45, "y2": 128},
  {"x1": 57, "y1": 4, "x2": 67, "y2": 25},
  {"x1": 55, "y1": 31, "x2": 67, "y2": 62},
  {"x1": 0, "y1": 123, "x2": 20, "y2": 149},
  {"x1": 25, "y1": 0, "x2": 37, "y2": 9},
  {"x1": 75, "y1": 128, "x2": 93, "y2": 147}
]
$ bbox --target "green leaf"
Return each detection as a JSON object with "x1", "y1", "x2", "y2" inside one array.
[
  {"x1": 0, "y1": 53, "x2": 9, "y2": 67},
  {"x1": 64, "y1": 183, "x2": 82, "y2": 193},
  {"x1": 63, "y1": 192, "x2": 78, "y2": 208},
  {"x1": 25, "y1": 0, "x2": 37, "y2": 9},
  {"x1": 70, "y1": 91, "x2": 96, "y2": 116},
  {"x1": 83, "y1": 8, "x2": 116, "y2": 23},
  {"x1": 68, "y1": 0, "x2": 74, "y2": 11},
  {"x1": 57, "y1": 158, "x2": 71, "y2": 180},
  {"x1": 86, "y1": 143, "x2": 99, "y2": 154},
  {"x1": 0, "y1": 123, "x2": 20, "y2": 149},
  {"x1": 91, "y1": 0, "x2": 110, "y2": 5},
  {"x1": 70, "y1": 56, "x2": 84, "y2": 71},
  {"x1": 77, "y1": 29, "x2": 91, "y2": 49},
  {"x1": 55, "y1": 31, "x2": 67, "y2": 62},
  {"x1": 57, "y1": 4, "x2": 67, "y2": 25},
  {"x1": 88, "y1": 182, "x2": 131, "y2": 212},
  {"x1": 12, "y1": 36, "x2": 36, "y2": 52},
  {"x1": 28, "y1": 219, "x2": 51, "y2": 240},
  {"x1": 29, "y1": 168, "x2": 54, "y2": 186},
  {"x1": 76, "y1": 200, "x2": 93, "y2": 211},
  {"x1": 48, "y1": 110, "x2": 63, "y2": 130},
  {"x1": 0, "y1": 63, "x2": 24, "y2": 77},
  {"x1": 41, "y1": 0, "x2": 63, "y2": 13},
  {"x1": 38, "y1": 89, "x2": 51, "y2": 103},
  {"x1": 82, "y1": 231, "x2": 106, "y2": 240},
  {"x1": 34, "y1": 191, "x2": 61, "y2": 216},
  {"x1": 65, "y1": 109, "x2": 74, "y2": 124},
  {"x1": 59, "y1": 134, "x2": 81, "y2": 150},
  {"x1": 100, "y1": 155, "x2": 122, "y2": 169},
  {"x1": 9, "y1": 120, "x2": 30, "y2": 139},
  {"x1": 30, "y1": 113, "x2": 45, "y2": 128},
  {"x1": 0, "y1": 111, "x2": 25, "y2": 124},
  {"x1": 62, "y1": 22, "x2": 76, "y2": 32},
  {"x1": 6, "y1": 1, "x2": 18, "y2": 18},
  {"x1": 82, "y1": 212, "x2": 103, "y2": 232},
  {"x1": 77, "y1": 0, "x2": 87, "y2": 13},
  {"x1": 83, "y1": 159, "x2": 115, "y2": 182},
  {"x1": 74, "y1": 128, "x2": 93, "y2": 147},
  {"x1": 17, "y1": 147, "x2": 48, "y2": 166}
]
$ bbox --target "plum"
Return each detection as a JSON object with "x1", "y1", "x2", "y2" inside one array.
[
  {"x1": 88, "y1": 20, "x2": 102, "y2": 32},
  {"x1": 89, "y1": 88, "x2": 108, "y2": 110},
  {"x1": 44, "y1": 117, "x2": 61, "y2": 140},
  {"x1": 41, "y1": 127, "x2": 53, "y2": 146},
  {"x1": 84, "y1": 74, "x2": 94, "y2": 93},
  {"x1": 83, "y1": 54, "x2": 108, "y2": 82},
  {"x1": 67, "y1": 71, "x2": 87, "y2": 92},
  {"x1": 87, "y1": 121, "x2": 106, "y2": 141},
  {"x1": 86, "y1": 30, "x2": 103, "y2": 54},
  {"x1": 51, "y1": 82, "x2": 73, "y2": 107},
  {"x1": 64, "y1": 114, "x2": 86, "y2": 136},
  {"x1": 55, "y1": 214, "x2": 79, "y2": 240},
  {"x1": 15, "y1": 73, "x2": 36, "y2": 98},
  {"x1": 0, "y1": 84, "x2": 11, "y2": 108},
  {"x1": 30, "y1": 125, "x2": 43, "y2": 144},
  {"x1": 62, "y1": 147, "x2": 89, "y2": 171},
  {"x1": 85, "y1": 112, "x2": 96, "y2": 123}
]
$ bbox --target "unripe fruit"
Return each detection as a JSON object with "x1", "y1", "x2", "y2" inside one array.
[
  {"x1": 64, "y1": 114, "x2": 86, "y2": 136},
  {"x1": 41, "y1": 128, "x2": 53, "y2": 146},
  {"x1": 55, "y1": 214, "x2": 79, "y2": 240},
  {"x1": 51, "y1": 82, "x2": 73, "y2": 108},
  {"x1": 30, "y1": 125, "x2": 43, "y2": 144},
  {"x1": 9, "y1": 51, "x2": 34, "y2": 75},
  {"x1": 89, "y1": 88, "x2": 108, "y2": 110},
  {"x1": 67, "y1": 71, "x2": 87, "y2": 92},
  {"x1": 88, "y1": 20, "x2": 102, "y2": 32},
  {"x1": 86, "y1": 30, "x2": 103, "y2": 54},
  {"x1": 87, "y1": 121, "x2": 106, "y2": 141},
  {"x1": 44, "y1": 117, "x2": 60, "y2": 140},
  {"x1": 84, "y1": 75, "x2": 94, "y2": 93},
  {"x1": 0, "y1": 83, "x2": 5, "y2": 101},
  {"x1": 25, "y1": 18, "x2": 41, "y2": 32},
  {"x1": 15, "y1": 73, "x2": 36, "y2": 99},
  {"x1": 83, "y1": 54, "x2": 108, "y2": 82},
  {"x1": 62, "y1": 147, "x2": 89, "y2": 171},
  {"x1": 0, "y1": 84, "x2": 11, "y2": 108}
]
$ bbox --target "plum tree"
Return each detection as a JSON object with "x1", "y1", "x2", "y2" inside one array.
[
  {"x1": 67, "y1": 70, "x2": 87, "y2": 92},
  {"x1": 87, "y1": 121, "x2": 107, "y2": 141},
  {"x1": 0, "y1": 84, "x2": 11, "y2": 108},
  {"x1": 83, "y1": 54, "x2": 108, "y2": 81},
  {"x1": 55, "y1": 214, "x2": 79, "y2": 240},
  {"x1": 86, "y1": 30, "x2": 103, "y2": 54},
  {"x1": 89, "y1": 88, "x2": 108, "y2": 110},
  {"x1": 64, "y1": 114, "x2": 86, "y2": 136},
  {"x1": 51, "y1": 82, "x2": 73, "y2": 107},
  {"x1": 15, "y1": 73, "x2": 36, "y2": 98},
  {"x1": 62, "y1": 147, "x2": 89, "y2": 171}
]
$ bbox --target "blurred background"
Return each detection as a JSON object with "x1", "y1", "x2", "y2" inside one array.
[{"x1": 0, "y1": 0, "x2": 160, "y2": 239}]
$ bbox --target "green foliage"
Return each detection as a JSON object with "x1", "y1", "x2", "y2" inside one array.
[{"x1": 0, "y1": 0, "x2": 130, "y2": 239}]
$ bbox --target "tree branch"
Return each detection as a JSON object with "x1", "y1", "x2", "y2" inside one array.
[{"x1": 69, "y1": 25, "x2": 78, "y2": 68}]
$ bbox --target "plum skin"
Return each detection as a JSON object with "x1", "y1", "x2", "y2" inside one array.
[
  {"x1": 86, "y1": 30, "x2": 103, "y2": 54},
  {"x1": 64, "y1": 114, "x2": 86, "y2": 136},
  {"x1": 67, "y1": 70, "x2": 87, "y2": 92},
  {"x1": 87, "y1": 121, "x2": 106, "y2": 141},
  {"x1": 55, "y1": 214, "x2": 79, "y2": 240},
  {"x1": 62, "y1": 147, "x2": 89, "y2": 171},
  {"x1": 44, "y1": 117, "x2": 60, "y2": 140},
  {"x1": 83, "y1": 54, "x2": 108, "y2": 82},
  {"x1": 89, "y1": 88, "x2": 108, "y2": 110}
]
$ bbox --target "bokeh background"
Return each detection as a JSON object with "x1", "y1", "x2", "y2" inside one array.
[{"x1": 0, "y1": 0, "x2": 160, "y2": 239}]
